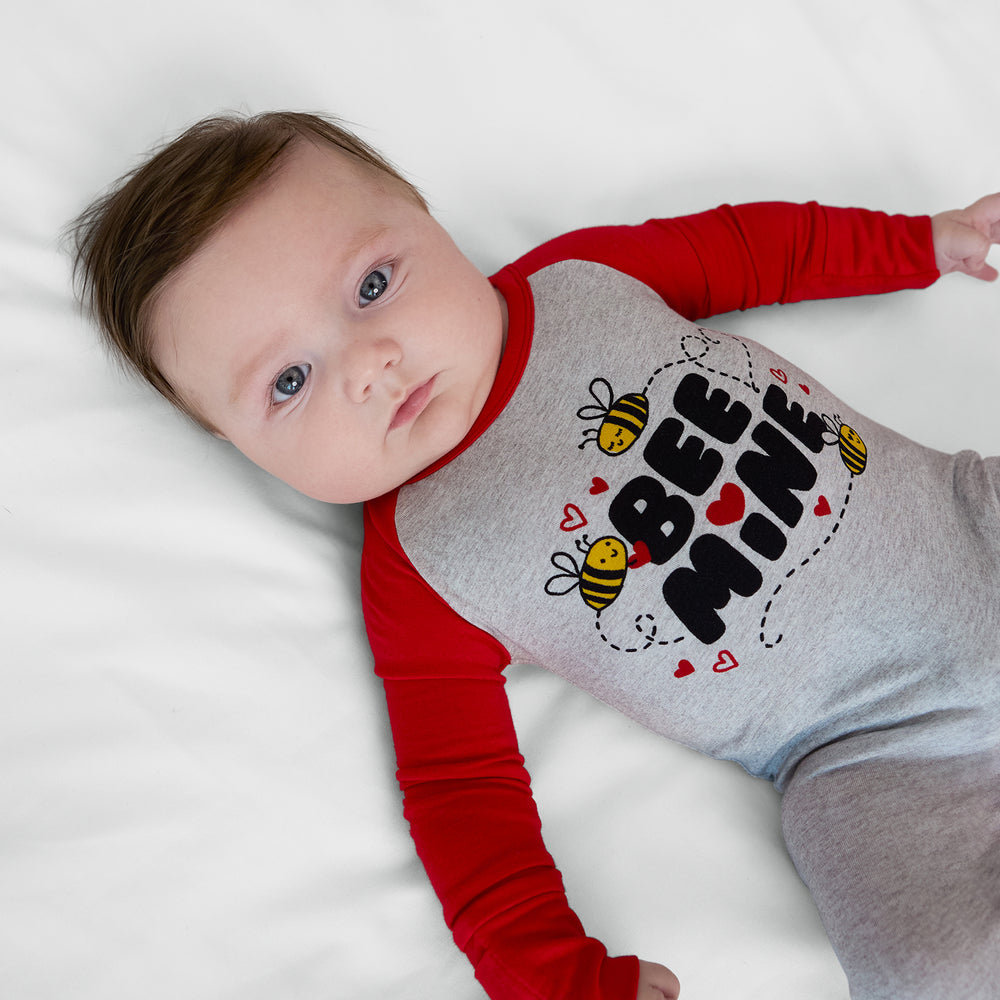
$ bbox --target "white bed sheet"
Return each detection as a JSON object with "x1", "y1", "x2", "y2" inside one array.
[{"x1": 3, "y1": 2, "x2": 999, "y2": 997}]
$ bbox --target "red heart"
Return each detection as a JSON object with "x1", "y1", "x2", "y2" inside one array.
[
  {"x1": 799, "y1": 383, "x2": 811, "y2": 395},
  {"x1": 589, "y1": 477, "x2": 609, "y2": 495},
  {"x1": 706, "y1": 482, "x2": 745, "y2": 526},
  {"x1": 770, "y1": 368, "x2": 788, "y2": 384},
  {"x1": 712, "y1": 650, "x2": 739, "y2": 672},
  {"x1": 627, "y1": 540, "x2": 651, "y2": 568},
  {"x1": 559, "y1": 504, "x2": 587, "y2": 531},
  {"x1": 674, "y1": 659, "x2": 695, "y2": 678},
  {"x1": 814, "y1": 495, "x2": 831, "y2": 517}
]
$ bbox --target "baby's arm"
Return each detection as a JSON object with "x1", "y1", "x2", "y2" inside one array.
[
  {"x1": 931, "y1": 193, "x2": 1000, "y2": 280},
  {"x1": 515, "y1": 201, "x2": 940, "y2": 320},
  {"x1": 363, "y1": 497, "x2": 664, "y2": 999}
]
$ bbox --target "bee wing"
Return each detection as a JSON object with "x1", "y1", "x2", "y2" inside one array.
[
  {"x1": 820, "y1": 413, "x2": 839, "y2": 442},
  {"x1": 545, "y1": 574, "x2": 582, "y2": 596},
  {"x1": 586, "y1": 377, "x2": 614, "y2": 409},
  {"x1": 550, "y1": 551, "x2": 579, "y2": 574},
  {"x1": 545, "y1": 551, "x2": 582, "y2": 595}
]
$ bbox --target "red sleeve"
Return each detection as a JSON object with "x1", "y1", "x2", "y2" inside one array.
[
  {"x1": 361, "y1": 491, "x2": 640, "y2": 1000},
  {"x1": 510, "y1": 201, "x2": 939, "y2": 319}
]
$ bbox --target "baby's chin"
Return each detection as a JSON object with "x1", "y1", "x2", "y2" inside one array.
[{"x1": 292, "y1": 466, "x2": 415, "y2": 506}]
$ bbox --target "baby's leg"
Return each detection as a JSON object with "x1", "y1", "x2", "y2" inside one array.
[{"x1": 781, "y1": 729, "x2": 1000, "y2": 999}]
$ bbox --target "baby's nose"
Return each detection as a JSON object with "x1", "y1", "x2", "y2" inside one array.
[{"x1": 344, "y1": 337, "x2": 403, "y2": 402}]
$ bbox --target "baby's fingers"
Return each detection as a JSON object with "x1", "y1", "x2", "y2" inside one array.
[
  {"x1": 932, "y1": 210, "x2": 1000, "y2": 279},
  {"x1": 636, "y1": 959, "x2": 681, "y2": 999},
  {"x1": 964, "y1": 192, "x2": 1000, "y2": 241}
]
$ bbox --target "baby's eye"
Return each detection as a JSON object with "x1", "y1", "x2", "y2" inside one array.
[
  {"x1": 271, "y1": 364, "x2": 311, "y2": 404},
  {"x1": 359, "y1": 264, "x2": 393, "y2": 305}
]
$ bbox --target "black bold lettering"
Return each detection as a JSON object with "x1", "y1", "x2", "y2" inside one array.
[
  {"x1": 762, "y1": 384, "x2": 826, "y2": 453},
  {"x1": 736, "y1": 421, "x2": 817, "y2": 528},
  {"x1": 739, "y1": 512, "x2": 787, "y2": 561},
  {"x1": 609, "y1": 476, "x2": 694, "y2": 565},
  {"x1": 662, "y1": 534, "x2": 763, "y2": 645},
  {"x1": 642, "y1": 417, "x2": 722, "y2": 496},
  {"x1": 673, "y1": 372, "x2": 752, "y2": 444}
]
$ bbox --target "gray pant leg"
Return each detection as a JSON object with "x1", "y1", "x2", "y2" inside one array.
[{"x1": 781, "y1": 726, "x2": 1000, "y2": 999}]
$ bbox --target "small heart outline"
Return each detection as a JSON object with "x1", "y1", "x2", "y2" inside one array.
[
  {"x1": 713, "y1": 650, "x2": 739, "y2": 672},
  {"x1": 559, "y1": 504, "x2": 588, "y2": 532}
]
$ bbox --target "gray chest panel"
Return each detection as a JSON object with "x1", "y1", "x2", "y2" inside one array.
[{"x1": 394, "y1": 260, "x2": 994, "y2": 778}]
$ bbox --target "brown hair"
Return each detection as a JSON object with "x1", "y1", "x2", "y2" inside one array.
[{"x1": 69, "y1": 110, "x2": 427, "y2": 429}]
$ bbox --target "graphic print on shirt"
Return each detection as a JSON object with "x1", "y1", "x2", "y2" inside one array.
[
  {"x1": 576, "y1": 378, "x2": 650, "y2": 455},
  {"x1": 545, "y1": 535, "x2": 630, "y2": 611},
  {"x1": 544, "y1": 328, "x2": 867, "y2": 675}
]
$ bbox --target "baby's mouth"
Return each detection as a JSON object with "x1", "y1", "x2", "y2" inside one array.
[{"x1": 389, "y1": 376, "x2": 436, "y2": 431}]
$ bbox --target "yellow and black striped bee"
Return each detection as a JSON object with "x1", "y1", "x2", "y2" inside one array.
[
  {"x1": 578, "y1": 377, "x2": 650, "y2": 456},
  {"x1": 822, "y1": 414, "x2": 867, "y2": 475},
  {"x1": 545, "y1": 535, "x2": 629, "y2": 612}
]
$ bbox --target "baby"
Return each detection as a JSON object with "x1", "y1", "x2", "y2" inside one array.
[{"x1": 72, "y1": 111, "x2": 1000, "y2": 1000}]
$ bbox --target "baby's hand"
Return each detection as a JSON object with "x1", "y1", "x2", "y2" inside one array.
[
  {"x1": 931, "y1": 193, "x2": 1000, "y2": 281},
  {"x1": 636, "y1": 959, "x2": 681, "y2": 999}
]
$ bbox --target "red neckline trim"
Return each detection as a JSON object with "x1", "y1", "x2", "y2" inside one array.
[{"x1": 401, "y1": 265, "x2": 534, "y2": 485}]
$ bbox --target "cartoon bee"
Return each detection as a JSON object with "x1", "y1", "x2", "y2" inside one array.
[
  {"x1": 577, "y1": 377, "x2": 650, "y2": 455},
  {"x1": 545, "y1": 535, "x2": 629, "y2": 612},
  {"x1": 822, "y1": 414, "x2": 867, "y2": 475}
]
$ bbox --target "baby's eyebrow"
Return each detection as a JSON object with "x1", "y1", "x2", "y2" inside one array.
[
  {"x1": 230, "y1": 338, "x2": 286, "y2": 408},
  {"x1": 345, "y1": 223, "x2": 390, "y2": 263}
]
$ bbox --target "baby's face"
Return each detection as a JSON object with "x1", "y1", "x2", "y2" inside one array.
[{"x1": 152, "y1": 141, "x2": 507, "y2": 503}]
